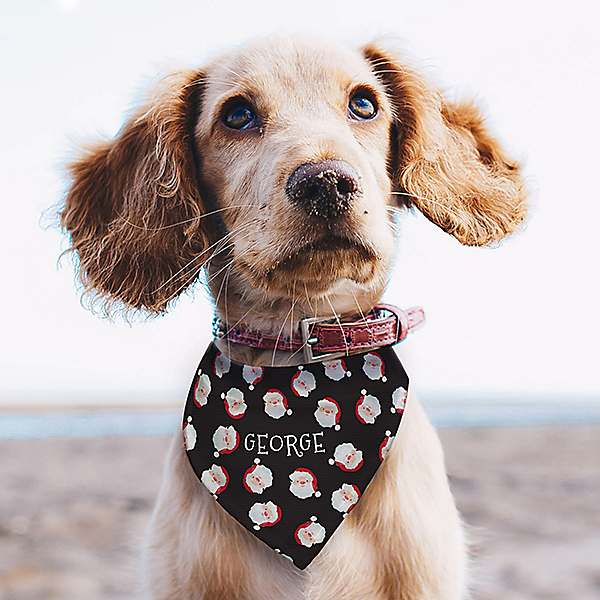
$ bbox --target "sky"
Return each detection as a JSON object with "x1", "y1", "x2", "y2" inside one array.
[{"x1": 1, "y1": 0, "x2": 599, "y2": 407}]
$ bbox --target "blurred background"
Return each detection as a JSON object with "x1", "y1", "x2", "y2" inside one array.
[{"x1": 1, "y1": 1, "x2": 599, "y2": 598}]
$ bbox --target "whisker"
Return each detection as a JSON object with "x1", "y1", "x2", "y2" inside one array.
[
  {"x1": 121, "y1": 204, "x2": 251, "y2": 231},
  {"x1": 151, "y1": 223, "x2": 250, "y2": 294},
  {"x1": 271, "y1": 300, "x2": 296, "y2": 367},
  {"x1": 325, "y1": 295, "x2": 349, "y2": 356}
]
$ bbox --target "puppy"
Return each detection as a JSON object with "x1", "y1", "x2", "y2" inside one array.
[{"x1": 61, "y1": 36, "x2": 525, "y2": 600}]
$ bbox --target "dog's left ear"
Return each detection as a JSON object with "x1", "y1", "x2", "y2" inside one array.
[{"x1": 363, "y1": 44, "x2": 527, "y2": 246}]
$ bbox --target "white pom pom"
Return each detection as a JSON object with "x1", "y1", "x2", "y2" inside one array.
[
  {"x1": 361, "y1": 389, "x2": 367, "y2": 395},
  {"x1": 385, "y1": 430, "x2": 391, "y2": 437},
  {"x1": 197, "y1": 368, "x2": 202, "y2": 375},
  {"x1": 310, "y1": 515, "x2": 317, "y2": 522},
  {"x1": 187, "y1": 416, "x2": 192, "y2": 423},
  {"x1": 287, "y1": 409, "x2": 293, "y2": 416},
  {"x1": 334, "y1": 424, "x2": 341, "y2": 431},
  {"x1": 254, "y1": 458, "x2": 260, "y2": 464},
  {"x1": 220, "y1": 392, "x2": 225, "y2": 399},
  {"x1": 382, "y1": 376, "x2": 387, "y2": 383},
  {"x1": 328, "y1": 458, "x2": 335, "y2": 465},
  {"x1": 346, "y1": 371, "x2": 351, "y2": 377},
  {"x1": 315, "y1": 491, "x2": 321, "y2": 498},
  {"x1": 391, "y1": 407, "x2": 396, "y2": 414},
  {"x1": 253, "y1": 525, "x2": 260, "y2": 531},
  {"x1": 298, "y1": 365, "x2": 304, "y2": 370},
  {"x1": 275, "y1": 548, "x2": 281, "y2": 553},
  {"x1": 249, "y1": 384, "x2": 254, "y2": 391},
  {"x1": 214, "y1": 451, "x2": 220, "y2": 458},
  {"x1": 342, "y1": 512, "x2": 348, "y2": 519}
]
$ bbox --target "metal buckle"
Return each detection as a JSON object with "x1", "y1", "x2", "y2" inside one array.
[{"x1": 300, "y1": 315, "x2": 348, "y2": 363}]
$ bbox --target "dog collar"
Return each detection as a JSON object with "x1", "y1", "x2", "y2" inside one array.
[
  {"x1": 213, "y1": 304, "x2": 425, "y2": 362},
  {"x1": 183, "y1": 342, "x2": 410, "y2": 569}
]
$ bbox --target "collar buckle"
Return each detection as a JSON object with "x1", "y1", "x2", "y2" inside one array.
[{"x1": 300, "y1": 315, "x2": 348, "y2": 364}]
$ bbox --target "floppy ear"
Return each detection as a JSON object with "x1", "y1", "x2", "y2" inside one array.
[
  {"x1": 61, "y1": 70, "x2": 210, "y2": 314},
  {"x1": 363, "y1": 45, "x2": 526, "y2": 246}
]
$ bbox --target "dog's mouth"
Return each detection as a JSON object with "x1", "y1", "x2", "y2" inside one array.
[{"x1": 256, "y1": 234, "x2": 381, "y2": 293}]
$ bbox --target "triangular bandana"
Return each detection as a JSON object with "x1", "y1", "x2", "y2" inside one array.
[{"x1": 183, "y1": 343, "x2": 409, "y2": 569}]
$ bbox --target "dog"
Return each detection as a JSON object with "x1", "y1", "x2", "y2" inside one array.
[{"x1": 61, "y1": 35, "x2": 526, "y2": 600}]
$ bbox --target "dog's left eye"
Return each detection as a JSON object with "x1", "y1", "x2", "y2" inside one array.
[
  {"x1": 348, "y1": 91, "x2": 378, "y2": 120},
  {"x1": 222, "y1": 101, "x2": 257, "y2": 130}
]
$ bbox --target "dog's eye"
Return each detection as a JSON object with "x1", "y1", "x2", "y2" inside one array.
[
  {"x1": 348, "y1": 91, "x2": 377, "y2": 120},
  {"x1": 222, "y1": 101, "x2": 257, "y2": 130}
]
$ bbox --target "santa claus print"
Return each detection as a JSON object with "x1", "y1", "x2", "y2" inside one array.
[
  {"x1": 200, "y1": 464, "x2": 229, "y2": 495},
  {"x1": 362, "y1": 352, "x2": 387, "y2": 382},
  {"x1": 193, "y1": 372, "x2": 211, "y2": 408},
  {"x1": 263, "y1": 389, "x2": 292, "y2": 419},
  {"x1": 331, "y1": 483, "x2": 361, "y2": 515},
  {"x1": 314, "y1": 397, "x2": 341, "y2": 430},
  {"x1": 182, "y1": 416, "x2": 197, "y2": 451},
  {"x1": 222, "y1": 387, "x2": 247, "y2": 419},
  {"x1": 391, "y1": 386, "x2": 408, "y2": 414},
  {"x1": 242, "y1": 365, "x2": 264, "y2": 390},
  {"x1": 212, "y1": 425, "x2": 239, "y2": 456},
  {"x1": 294, "y1": 518, "x2": 326, "y2": 547},
  {"x1": 213, "y1": 351, "x2": 231, "y2": 378},
  {"x1": 379, "y1": 431, "x2": 395, "y2": 461},
  {"x1": 355, "y1": 392, "x2": 382, "y2": 425},
  {"x1": 290, "y1": 366, "x2": 316, "y2": 397},
  {"x1": 330, "y1": 442, "x2": 364, "y2": 472},
  {"x1": 248, "y1": 501, "x2": 282, "y2": 530},
  {"x1": 289, "y1": 468, "x2": 321, "y2": 499},
  {"x1": 322, "y1": 358, "x2": 348, "y2": 381},
  {"x1": 243, "y1": 462, "x2": 274, "y2": 494}
]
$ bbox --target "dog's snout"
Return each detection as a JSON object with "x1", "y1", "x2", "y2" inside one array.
[{"x1": 286, "y1": 160, "x2": 361, "y2": 219}]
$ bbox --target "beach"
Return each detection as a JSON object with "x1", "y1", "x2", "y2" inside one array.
[{"x1": 1, "y1": 425, "x2": 598, "y2": 599}]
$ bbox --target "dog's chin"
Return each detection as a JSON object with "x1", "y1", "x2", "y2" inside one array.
[{"x1": 238, "y1": 237, "x2": 384, "y2": 297}]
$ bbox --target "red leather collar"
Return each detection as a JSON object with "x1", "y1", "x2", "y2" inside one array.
[{"x1": 213, "y1": 304, "x2": 425, "y2": 363}]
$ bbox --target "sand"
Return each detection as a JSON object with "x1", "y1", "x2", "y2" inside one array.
[{"x1": 1, "y1": 426, "x2": 599, "y2": 599}]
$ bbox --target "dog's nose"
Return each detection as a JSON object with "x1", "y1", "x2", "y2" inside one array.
[{"x1": 285, "y1": 160, "x2": 361, "y2": 219}]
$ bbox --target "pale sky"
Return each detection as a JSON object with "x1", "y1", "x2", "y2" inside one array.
[{"x1": 1, "y1": 0, "x2": 599, "y2": 406}]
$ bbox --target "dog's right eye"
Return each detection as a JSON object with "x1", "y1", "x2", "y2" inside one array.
[{"x1": 222, "y1": 101, "x2": 257, "y2": 130}]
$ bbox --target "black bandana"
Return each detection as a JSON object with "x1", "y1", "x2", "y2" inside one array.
[{"x1": 183, "y1": 343, "x2": 409, "y2": 569}]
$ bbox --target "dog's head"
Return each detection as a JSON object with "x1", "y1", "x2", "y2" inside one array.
[{"x1": 61, "y1": 37, "x2": 525, "y2": 314}]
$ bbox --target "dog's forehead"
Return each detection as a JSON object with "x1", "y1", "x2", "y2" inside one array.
[{"x1": 202, "y1": 37, "x2": 377, "y2": 107}]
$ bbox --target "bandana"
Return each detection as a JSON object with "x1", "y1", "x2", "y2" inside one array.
[{"x1": 182, "y1": 343, "x2": 409, "y2": 569}]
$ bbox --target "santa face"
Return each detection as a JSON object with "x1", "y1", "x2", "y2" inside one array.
[
  {"x1": 333, "y1": 442, "x2": 364, "y2": 472},
  {"x1": 331, "y1": 483, "x2": 360, "y2": 514},
  {"x1": 200, "y1": 464, "x2": 229, "y2": 495},
  {"x1": 323, "y1": 359, "x2": 347, "y2": 381},
  {"x1": 248, "y1": 501, "x2": 282, "y2": 529},
  {"x1": 362, "y1": 352, "x2": 385, "y2": 381},
  {"x1": 193, "y1": 373, "x2": 211, "y2": 408},
  {"x1": 392, "y1": 386, "x2": 407, "y2": 413},
  {"x1": 212, "y1": 425, "x2": 239, "y2": 454},
  {"x1": 223, "y1": 387, "x2": 247, "y2": 419},
  {"x1": 263, "y1": 389, "x2": 289, "y2": 419},
  {"x1": 213, "y1": 351, "x2": 231, "y2": 378},
  {"x1": 355, "y1": 393, "x2": 381, "y2": 425},
  {"x1": 182, "y1": 417, "x2": 197, "y2": 451},
  {"x1": 379, "y1": 434, "x2": 395, "y2": 461},
  {"x1": 314, "y1": 397, "x2": 341, "y2": 428},
  {"x1": 242, "y1": 365, "x2": 264, "y2": 388},
  {"x1": 294, "y1": 520, "x2": 326, "y2": 547},
  {"x1": 243, "y1": 464, "x2": 273, "y2": 494},
  {"x1": 289, "y1": 468, "x2": 319, "y2": 499},
  {"x1": 290, "y1": 369, "x2": 316, "y2": 397}
]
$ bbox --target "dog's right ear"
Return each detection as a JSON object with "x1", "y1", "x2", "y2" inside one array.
[{"x1": 61, "y1": 70, "x2": 209, "y2": 314}]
